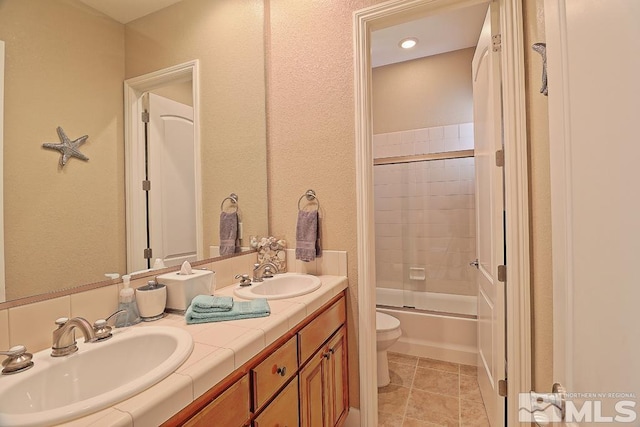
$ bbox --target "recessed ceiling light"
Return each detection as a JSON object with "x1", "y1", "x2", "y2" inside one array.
[{"x1": 399, "y1": 37, "x2": 418, "y2": 49}]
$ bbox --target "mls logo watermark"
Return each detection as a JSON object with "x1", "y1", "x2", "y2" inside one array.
[{"x1": 519, "y1": 391, "x2": 637, "y2": 425}]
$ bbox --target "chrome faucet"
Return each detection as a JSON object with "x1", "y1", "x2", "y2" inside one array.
[
  {"x1": 252, "y1": 262, "x2": 278, "y2": 282},
  {"x1": 51, "y1": 317, "x2": 97, "y2": 357}
]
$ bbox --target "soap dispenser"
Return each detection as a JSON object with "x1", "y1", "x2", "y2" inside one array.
[{"x1": 115, "y1": 275, "x2": 142, "y2": 327}]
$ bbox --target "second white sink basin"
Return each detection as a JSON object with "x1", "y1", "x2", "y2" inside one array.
[
  {"x1": 234, "y1": 273, "x2": 322, "y2": 300},
  {"x1": 0, "y1": 325, "x2": 193, "y2": 427}
]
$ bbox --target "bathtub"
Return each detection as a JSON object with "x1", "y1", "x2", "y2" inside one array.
[{"x1": 376, "y1": 288, "x2": 477, "y2": 365}]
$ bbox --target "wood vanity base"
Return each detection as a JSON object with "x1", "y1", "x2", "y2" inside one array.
[{"x1": 162, "y1": 291, "x2": 349, "y2": 427}]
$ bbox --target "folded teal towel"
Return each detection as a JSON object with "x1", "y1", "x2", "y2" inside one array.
[
  {"x1": 186, "y1": 298, "x2": 270, "y2": 324},
  {"x1": 191, "y1": 295, "x2": 233, "y2": 313}
]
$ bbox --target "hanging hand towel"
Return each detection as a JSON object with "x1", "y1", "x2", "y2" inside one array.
[
  {"x1": 219, "y1": 211, "x2": 238, "y2": 256},
  {"x1": 191, "y1": 295, "x2": 233, "y2": 313},
  {"x1": 185, "y1": 298, "x2": 270, "y2": 324},
  {"x1": 295, "y1": 209, "x2": 321, "y2": 262}
]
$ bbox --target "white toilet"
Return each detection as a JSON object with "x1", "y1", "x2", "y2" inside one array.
[{"x1": 376, "y1": 311, "x2": 402, "y2": 387}]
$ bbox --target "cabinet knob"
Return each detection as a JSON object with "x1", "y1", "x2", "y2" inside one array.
[
  {"x1": 276, "y1": 366, "x2": 287, "y2": 376},
  {"x1": 323, "y1": 352, "x2": 330, "y2": 360}
]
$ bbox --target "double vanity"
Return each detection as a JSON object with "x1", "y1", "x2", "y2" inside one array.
[{"x1": 0, "y1": 274, "x2": 348, "y2": 427}]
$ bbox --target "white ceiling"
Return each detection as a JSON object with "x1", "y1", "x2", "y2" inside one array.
[
  {"x1": 371, "y1": 3, "x2": 489, "y2": 68},
  {"x1": 78, "y1": 0, "x2": 186, "y2": 24}
]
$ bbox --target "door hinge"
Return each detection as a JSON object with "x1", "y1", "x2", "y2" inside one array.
[
  {"x1": 492, "y1": 34, "x2": 502, "y2": 52},
  {"x1": 141, "y1": 110, "x2": 150, "y2": 123},
  {"x1": 143, "y1": 248, "x2": 152, "y2": 260},
  {"x1": 498, "y1": 379, "x2": 508, "y2": 397},
  {"x1": 498, "y1": 265, "x2": 507, "y2": 282},
  {"x1": 495, "y1": 149, "x2": 505, "y2": 167},
  {"x1": 142, "y1": 180, "x2": 151, "y2": 191}
]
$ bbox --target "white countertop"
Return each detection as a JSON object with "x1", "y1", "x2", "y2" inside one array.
[{"x1": 57, "y1": 275, "x2": 348, "y2": 427}]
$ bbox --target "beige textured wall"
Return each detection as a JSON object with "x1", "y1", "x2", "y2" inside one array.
[
  {"x1": 0, "y1": 0, "x2": 126, "y2": 299},
  {"x1": 523, "y1": 0, "x2": 553, "y2": 391},
  {"x1": 125, "y1": 0, "x2": 268, "y2": 251},
  {"x1": 372, "y1": 48, "x2": 475, "y2": 134},
  {"x1": 266, "y1": 0, "x2": 388, "y2": 408}
]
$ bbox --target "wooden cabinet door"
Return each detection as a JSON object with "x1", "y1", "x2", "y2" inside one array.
[
  {"x1": 299, "y1": 326, "x2": 348, "y2": 427},
  {"x1": 325, "y1": 327, "x2": 348, "y2": 427},
  {"x1": 299, "y1": 349, "x2": 326, "y2": 427}
]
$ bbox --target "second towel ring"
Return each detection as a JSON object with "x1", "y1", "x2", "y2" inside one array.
[
  {"x1": 298, "y1": 189, "x2": 320, "y2": 211},
  {"x1": 220, "y1": 193, "x2": 239, "y2": 212}
]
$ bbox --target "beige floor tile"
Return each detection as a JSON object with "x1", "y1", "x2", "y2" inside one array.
[
  {"x1": 379, "y1": 410, "x2": 403, "y2": 427},
  {"x1": 460, "y1": 375, "x2": 483, "y2": 402},
  {"x1": 403, "y1": 416, "x2": 442, "y2": 426},
  {"x1": 459, "y1": 364, "x2": 477, "y2": 376},
  {"x1": 378, "y1": 384, "x2": 410, "y2": 415},
  {"x1": 417, "y1": 357, "x2": 460, "y2": 373},
  {"x1": 406, "y1": 388, "x2": 460, "y2": 426},
  {"x1": 389, "y1": 361, "x2": 417, "y2": 387},
  {"x1": 413, "y1": 367, "x2": 459, "y2": 397},
  {"x1": 389, "y1": 352, "x2": 419, "y2": 366},
  {"x1": 461, "y1": 400, "x2": 490, "y2": 427}
]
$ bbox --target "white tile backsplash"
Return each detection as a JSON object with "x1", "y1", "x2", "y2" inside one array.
[{"x1": 374, "y1": 123, "x2": 473, "y2": 159}]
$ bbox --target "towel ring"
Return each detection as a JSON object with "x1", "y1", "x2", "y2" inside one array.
[
  {"x1": 220, "y1": 193, "x2": 238, "y2": 213},
  {"x1": 298, "y1": 189, "x2": 320, "y2": 211}
]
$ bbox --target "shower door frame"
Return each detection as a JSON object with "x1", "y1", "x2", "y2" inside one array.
[
  {"x1": 354, "y1": 0, "x2": 531, "y2": 426},
  {"x1": 373, "y1": 149, "x2": 478, "y2": 316}
]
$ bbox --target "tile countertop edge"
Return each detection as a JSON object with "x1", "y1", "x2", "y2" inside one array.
[{"x1": 55, "y1": 275, "x2": 348, "y2": 427}]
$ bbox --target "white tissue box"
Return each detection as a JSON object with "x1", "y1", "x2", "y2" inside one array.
[{"x1": 156, "y1": 269, "x2": 215, "y2": 311}]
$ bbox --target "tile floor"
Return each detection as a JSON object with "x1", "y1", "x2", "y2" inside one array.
[{"x1": 378, "y1": 352, "x2": 490, "y2": 427}]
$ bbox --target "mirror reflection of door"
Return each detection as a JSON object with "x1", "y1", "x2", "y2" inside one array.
[{"x1": 145, "y1": 92, "x2": 197, "y2": 269}]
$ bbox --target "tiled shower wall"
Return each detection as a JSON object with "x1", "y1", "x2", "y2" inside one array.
[{"x1": 374, "y1": 123, "x2": 477, "y2": 298}]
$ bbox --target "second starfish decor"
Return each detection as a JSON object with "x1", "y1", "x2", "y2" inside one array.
[{"x1": 42, "y1": 126, "x2": 90, "y2": 167}]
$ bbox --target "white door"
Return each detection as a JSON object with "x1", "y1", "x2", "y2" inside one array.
[
  {"x1": 147, "y1": 93, "x2": 197, "y2": 268},
  {"x1": 542, "y1": 0, "x2": 640, "y2": 425},
  {"x1": 472, "y1": 5, "x2": 505, "y2": 427}
]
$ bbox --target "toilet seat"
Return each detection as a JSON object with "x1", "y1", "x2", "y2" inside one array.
[{"x1": 376, "y1": 311, "x2": 400, "y2": 333}]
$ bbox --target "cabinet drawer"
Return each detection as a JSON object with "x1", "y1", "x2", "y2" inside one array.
[
  {"x1": 184, "y1": 375, "x2": 250, "y2": 427},
  {"x1": 253, "y1": 377, "x2": 299, "y2": 427},
  {"x1": 298, "y1": 296, "x2": 346, "y2": 364},
  {"x1": 252, "y1": 335, "x2": 298, "y2": 410}
]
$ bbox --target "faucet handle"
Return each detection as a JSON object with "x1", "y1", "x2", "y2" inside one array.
[
  {"x1": 235, "y1": 274, "x2": 252, "y2": 287},
  {"x1": 1, "y1": 345, "x2": 34, "y2": 375},
  {"x1": 55, "y1": 317, "x2": 69, "y2": 327},
  {"x1": 93, "y1": 310, "x2": 127, "y2": 341},
  {"x1": 263, "y1": 265, "x2": 274, "y2": 279}
]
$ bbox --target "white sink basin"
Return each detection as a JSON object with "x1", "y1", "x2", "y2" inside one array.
[
  {"x1": 0, "y1": 326, "x2": 193, "y2": 427},
  {"x1": 234, "y1": 273, "x2": 322, "y2": 300}
]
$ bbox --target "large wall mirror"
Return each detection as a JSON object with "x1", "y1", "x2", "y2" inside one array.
[{"x1": 0, "y1": 0, "x2": 268, "y2": 303}]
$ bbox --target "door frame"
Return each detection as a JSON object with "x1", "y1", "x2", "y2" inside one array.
[
  {"x1": 124, "y1": 60, "x2": 202, "y2": 274},
  {"x1": 0, "y1": 41, "x2": 5, "y2": 301},
  {"x1": 353, "y1": 0, "x2": 531, "y2": 425}
]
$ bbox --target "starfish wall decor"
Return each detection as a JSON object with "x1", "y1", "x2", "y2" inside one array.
[{"x1": 42, "y1": 126, "x2": 90, "y2": 167}]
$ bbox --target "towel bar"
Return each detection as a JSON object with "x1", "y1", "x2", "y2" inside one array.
[
  {"x1": 220, "y1": 193, "x2": 239, "y2": 212},
  {"x1": 298, "y1": 189, "x2": 320, "y2": 211}
]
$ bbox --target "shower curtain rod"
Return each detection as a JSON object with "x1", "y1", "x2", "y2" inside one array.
[{"x1": 373, "y1": 149, "x2": 474, "y2": 166}]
